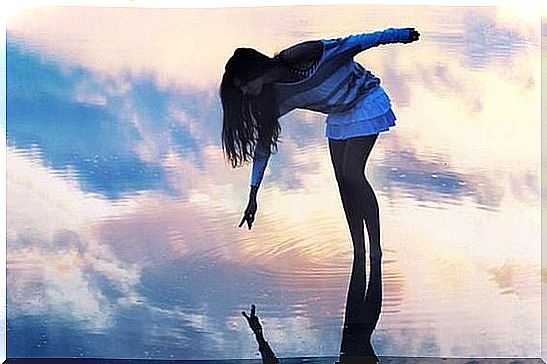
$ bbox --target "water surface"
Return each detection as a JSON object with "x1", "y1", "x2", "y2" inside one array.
[{"x1": 6, "y1": 4, "x2": 542, "y2": 360}]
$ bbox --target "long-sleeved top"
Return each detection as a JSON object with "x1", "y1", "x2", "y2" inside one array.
[{"x1": 250, "y1": 27, "x2": 412, "y2": 187}]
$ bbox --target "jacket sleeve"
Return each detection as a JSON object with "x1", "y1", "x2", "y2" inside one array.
[
  {"x1": 250, "y1": 143, "x2": 271, "y2": 187},
  {"x1": 328, "y1": 28, "x2": 412, "y2": 59}
]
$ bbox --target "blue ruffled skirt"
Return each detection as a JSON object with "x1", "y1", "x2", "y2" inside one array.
[{"x1": 325, "y1": 86, "x2": 397, "y2": 140}]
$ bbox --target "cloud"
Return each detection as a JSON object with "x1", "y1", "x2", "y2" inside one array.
[
  {"x1": 423, "y1": 8, "x2": 538, "y2": 68},
  {"x1": 8, "y1": 232, "x2": 144, "y2": 331},
  {"x1": 487, "y1": 260, "x2": 541, "y2": 299},
  {"x1": 7, "y1": 5, "x2": 538, "y2": 92},
  {"x1": 7, "y1": 141, "x2": 354, "y2": 357},
  {"x1": 7, "y1": 5, "x2": 541, "y2": 202},
  {"x1": 7, "y1": 147, "x2": 144, "y2": 330},
  {"x1": 9, "y1": 34, "x2": 335, "y2": 200},
  {"x1": 6, "y1": 6, "x2": 318, "y2": 90},
  {"x1": 372, "y1": 134, "x2": 509, "y2": 210},
  {"x1": 7, "y1": 44, "x2": 173, "y2": 199}
]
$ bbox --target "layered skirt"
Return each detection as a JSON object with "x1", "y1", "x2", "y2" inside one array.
[{"x1": 325, "y1": 86, "x2": 396, "y2": 140}]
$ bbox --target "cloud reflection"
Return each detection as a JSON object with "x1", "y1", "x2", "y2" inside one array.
[{"x1": 6, "y1": 4, "x2": 541, "y2": 360}]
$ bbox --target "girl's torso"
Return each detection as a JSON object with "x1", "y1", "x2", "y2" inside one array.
[{"x1": 272, "y1": 39, "x2": 389, "y2": 118}]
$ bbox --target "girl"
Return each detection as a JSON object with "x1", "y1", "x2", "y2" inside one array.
[{"x1": 220, "y1": 27, "x2": 420, "y2": 262}]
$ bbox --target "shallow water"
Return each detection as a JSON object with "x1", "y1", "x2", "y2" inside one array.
[{"x1": 6, "y1": 4, "x2": 542, "y2": 360}]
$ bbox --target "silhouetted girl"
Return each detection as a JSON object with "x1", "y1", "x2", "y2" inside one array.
[{"x1": 220, "y1": 28, "x2": 419, "y2": 263}]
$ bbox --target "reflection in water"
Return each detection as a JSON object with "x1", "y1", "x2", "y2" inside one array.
[
  {"x1": 243, "y1": 254, "x2": 383, "y2": 363},
  {"x1": 242, "y1": 305, "x2": 280, "y2": 363},
  {"x1": 6, "y1": 4, "x2": 541, "y2": 360},
  {"x1": 338, "y1": 258, "x2": 382, "y2": 363}
]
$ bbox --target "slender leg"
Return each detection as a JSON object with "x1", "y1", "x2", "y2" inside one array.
[
  {"x1": 328, "y1": 138, "x2": 364, "y2": 253},
  {"x1": 329, "y1": 138, "x2": 366, "y2": 328},
  {"x1": 341, "y1": 135, "x2": 382, "y2": 261}
]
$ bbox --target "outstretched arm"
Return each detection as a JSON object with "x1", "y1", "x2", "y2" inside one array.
[{"x1": 332, "y1": 27, "x2": 420, "y2": 59}]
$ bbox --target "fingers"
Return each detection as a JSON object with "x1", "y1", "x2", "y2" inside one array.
[
  {"x1": 238, "y1": 216, "x2": 254, "y2": 229},
  {"x1": 247, "y1": 212, "x2": 254, "y2": 230},
  {"x1": 239, "y1": 210, "x2": 255, "y2": 229},
  {"x1": 242, "y1": 304, "x2": 256, "y2": 321},
  {"x1": 238, "y1": 215, "x2": 254, "y2": 229},
  {"x1": 406, "y1": 28, "x2": 420, "y2": 43}
]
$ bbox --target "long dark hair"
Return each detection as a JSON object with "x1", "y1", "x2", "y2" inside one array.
[{"x1": 220, "y1": 47, "x2": 281, "y2": 168}]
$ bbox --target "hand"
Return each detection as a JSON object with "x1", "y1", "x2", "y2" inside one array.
[
  {"x1": 241, "y1": 76, "x2": 264, "y2": 96},
  {"x1": 403, "y1": 27, "x2": 420, "y2": 43},
  {"x1": 242, "y1": 304, "x2": 263, "y2": 334},
  {"x1": 239, "y1": 198, "x2": 258, "y2": 230}
]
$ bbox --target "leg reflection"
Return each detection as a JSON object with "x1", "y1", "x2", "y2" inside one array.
[
  {"x1": 241, "y1": 258, "x2": 382, "y2": 363},
  {"x1": 338, "y1": 256, "x2": 382, "y2": 363}
]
